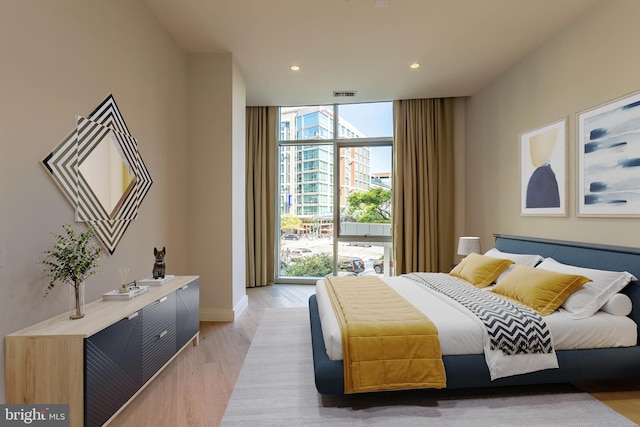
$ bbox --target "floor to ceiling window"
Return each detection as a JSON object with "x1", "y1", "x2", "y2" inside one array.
[{"x1": 276, "y1": 102, "x2": 393, "y2": 283}]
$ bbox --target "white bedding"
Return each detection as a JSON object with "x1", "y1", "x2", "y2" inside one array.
[{"x1": 316, "y1": 276, "x2": 638, "y2": 362}]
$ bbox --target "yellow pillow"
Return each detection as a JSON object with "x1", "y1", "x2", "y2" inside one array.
[
  {"x1": 490, "y1": 265, "x2": 591, "y2": 316},
  {"x1": 449, "y1": 253, "x2": 514, "y2": 288}
]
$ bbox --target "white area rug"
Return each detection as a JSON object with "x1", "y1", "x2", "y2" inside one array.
[{"x1": 221, "y1": 307, "x2": 636, "y2": 426}]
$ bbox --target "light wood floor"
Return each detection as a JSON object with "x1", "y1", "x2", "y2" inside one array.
[{"x1": 109, "y1": 284, "x2": 640, "y2": 426}]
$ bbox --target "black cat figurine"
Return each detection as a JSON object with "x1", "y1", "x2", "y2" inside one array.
[{"x1": 153, "y1": 247, "x2": 166, "y2": 279}]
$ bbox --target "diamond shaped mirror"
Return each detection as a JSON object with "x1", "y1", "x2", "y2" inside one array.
[
  {"x1": 43, "y1": 95, "x2": 152, "y2": 254},
  {"x1": 78, "y1": 130, "x2": 136, "y2": 219}
]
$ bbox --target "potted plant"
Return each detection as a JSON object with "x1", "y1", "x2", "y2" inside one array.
[{"x1": 43, "y1": 224, "x2": 103, "y2": 319}]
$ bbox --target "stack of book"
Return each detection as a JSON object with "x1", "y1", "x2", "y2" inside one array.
[{"x1": 102, "y1": 285, "x2": 150, "y2": 301}]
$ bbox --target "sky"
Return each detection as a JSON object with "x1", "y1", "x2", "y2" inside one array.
[
  {"x1": 338, "y1": 102, "x2": 393, "y2": 138},
  {"x1": 337, "y1": 101, "x2": 393, "y2": 173}
]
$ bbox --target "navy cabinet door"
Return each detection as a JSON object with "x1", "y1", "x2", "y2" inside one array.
[
  {"x1": 85, "y1": 311, "x2": 143, "y2": 427},
  {"x1": 176, "y1": 278, "x2": 200, "y2": 349}
]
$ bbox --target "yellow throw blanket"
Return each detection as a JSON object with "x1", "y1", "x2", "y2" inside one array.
[{"x1": 324, "y1": 276, "x2": 446, "y2": 393}]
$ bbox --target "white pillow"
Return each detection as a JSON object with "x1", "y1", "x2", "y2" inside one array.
[
  {"x1": 600, "y1": 293, "x2": 633, "y2": 316},
  {"x1": 536, "y1": 257, "x2": 636, "y2": 319},
  {"x1": 483, "y1": 248, "x2": 544, "y2": 283}
]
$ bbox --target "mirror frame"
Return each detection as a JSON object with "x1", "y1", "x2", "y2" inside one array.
[{"x1": 43, "y1": 95, "x2": 152, "y2": 254}]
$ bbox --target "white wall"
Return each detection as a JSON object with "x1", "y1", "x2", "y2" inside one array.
[
  {"x1": 0, "y1": 0, "x2": 189, "y2": 402},
  {"x1": 466, "y1": 0, "x2": 640, "y2": 250},
  {"x1": 231, "y1": 59, "x2": 248, "y2": 314},
  {"x1": 187, "y1": 53, "x2": 247, "y2": 321}
]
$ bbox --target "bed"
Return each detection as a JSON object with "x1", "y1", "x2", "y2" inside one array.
[{"x1": 309, "y1": 234, "x2": 640, "y2": 394}]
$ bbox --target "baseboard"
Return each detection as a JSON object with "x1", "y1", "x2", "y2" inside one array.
[
  {"x1": 200, "y1": 307, "x2": 234, "y2": 322},
  {"x1": 233, "y1": 294, "x2": 248, "y2": 318},
  {"x1": 200, "y1": 295, "x2": 248, "y2": 321}
]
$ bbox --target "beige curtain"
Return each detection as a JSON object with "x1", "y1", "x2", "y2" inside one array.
[
  {"x1": 393, "y1": 98, "x2": 455, "y2": 274},
  {"x1": 246, "y1": 106, "x2": 277, "y2": 287}
]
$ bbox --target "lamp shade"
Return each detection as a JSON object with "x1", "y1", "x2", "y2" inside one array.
[{"x1": 457, "y1": 237, "x2": 481, "y2": 256}]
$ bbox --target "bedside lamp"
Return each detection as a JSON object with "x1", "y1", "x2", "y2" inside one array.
[{"x1": 457, "y1": 236, "x2": 481, "y2": 257}]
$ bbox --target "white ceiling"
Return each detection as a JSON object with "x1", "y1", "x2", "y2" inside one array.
[{"x1": 142, "y1": 0, "x2": 599, "y2": 106}]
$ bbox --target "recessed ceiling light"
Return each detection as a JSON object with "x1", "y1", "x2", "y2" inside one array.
[
  {"x1": 374, "y1": 0, "x2": 390, "y2": 7},
  {"x1": 290, "y1": 65, "x2": 300, "y2": 71},
  {"x1": 410, "y1": 62, "x2": 420, "y2": 69}
]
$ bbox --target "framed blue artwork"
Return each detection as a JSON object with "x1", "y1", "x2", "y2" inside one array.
[
  {"x1": 578, "y1": 90, "x2": 640, "y2": 217},
  {"x1": 520, "y1": 118, "x2": 567, "y2": 216}
]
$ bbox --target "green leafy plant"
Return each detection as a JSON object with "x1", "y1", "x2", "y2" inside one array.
[
  {"x1": 284, "y1": 253, "x2": 333, "y2": 277},
  {"x1": 280, "y1": 214, "x2": 303, "y2": 233},
  {"x1": 43, "y1": 224, "x2": 103, "y2": 297},
  {"x1": 344, "y1": 187, "x2": 391, "y2": 223}
]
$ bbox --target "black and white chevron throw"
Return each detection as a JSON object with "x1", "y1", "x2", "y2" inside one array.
[{"x1": 404, "y1": 273, "x2": 553, "y2": 356}]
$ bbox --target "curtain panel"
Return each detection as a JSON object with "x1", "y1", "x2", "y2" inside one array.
[
  {"x1": 246, "y1": 106, "x2": 277, "y2": 287},
  {"x1": 392, "y1": 98, "x2": 455, "y2": 274}
]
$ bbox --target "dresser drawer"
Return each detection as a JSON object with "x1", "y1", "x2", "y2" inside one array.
[{"x1": 142, "y1": 292, "x2": 177, "y2": 382}]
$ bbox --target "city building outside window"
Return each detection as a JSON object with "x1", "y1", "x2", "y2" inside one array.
[{"x1": 277, "y1": 102, "x2": 393, "y2": 282}]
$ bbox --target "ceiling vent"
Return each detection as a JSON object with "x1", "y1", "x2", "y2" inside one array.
[{"x1": 333, "y1": 91, "x2": 357, "y2": 98}]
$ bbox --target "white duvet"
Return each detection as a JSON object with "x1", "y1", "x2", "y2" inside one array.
[{"x1": 316, "y1": 275, "x2": 638, "y2": 379}]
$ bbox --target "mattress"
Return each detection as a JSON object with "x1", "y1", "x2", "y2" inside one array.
[{"x1": 316, "y1": 276, "x2": 638, "y2": 361}]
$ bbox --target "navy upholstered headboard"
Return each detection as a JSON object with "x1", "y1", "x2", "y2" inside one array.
[{"x1": 494, "y1": 234, "x2": 640, "y2": 345}]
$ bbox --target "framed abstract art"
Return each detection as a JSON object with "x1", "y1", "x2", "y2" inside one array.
[
  {"x1": 520, "y1": 118, "x2": 567, "y2": 216},
  {"x1": 578, "y1": 91, "x2": 640, "y2": 217}
]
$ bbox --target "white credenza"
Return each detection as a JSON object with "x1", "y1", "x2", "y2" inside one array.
[{"x1": 5, "y1": 275, "x2": 200, "y2": 427}]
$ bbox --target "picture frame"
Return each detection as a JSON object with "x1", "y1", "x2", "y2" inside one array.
[
  {"x1": 520, "y1": 118, "x2": 567, "y2": 216},
  {"x1": 577, "y1": 90, "x2": 640, "y2": 217}
]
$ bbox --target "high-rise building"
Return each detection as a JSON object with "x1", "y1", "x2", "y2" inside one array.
[{"x1": 279, "y1": 107, "x2": 371, "y2": 224}]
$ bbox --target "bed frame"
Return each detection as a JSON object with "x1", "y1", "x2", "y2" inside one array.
[{"x1": 309, "y1": 234, "x2": 640, "y2": 394}]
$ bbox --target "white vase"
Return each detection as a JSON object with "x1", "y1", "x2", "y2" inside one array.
[{"x1": 69, "y1": 281, "x2": 85, "y2": 320}]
